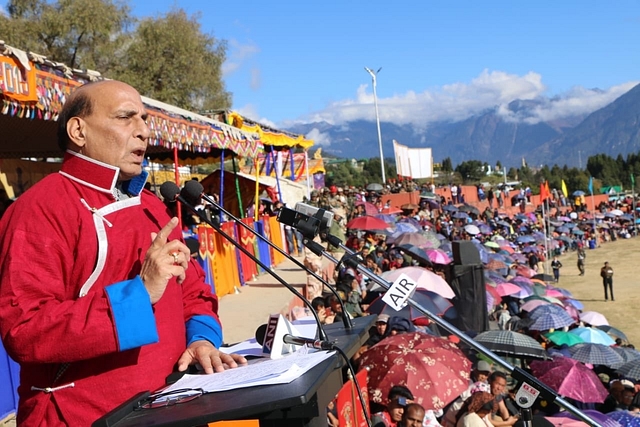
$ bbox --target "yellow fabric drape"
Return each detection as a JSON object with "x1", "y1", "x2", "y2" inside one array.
[{"x1": 228, "y1": 111, "x2": 314, "y2": 149}]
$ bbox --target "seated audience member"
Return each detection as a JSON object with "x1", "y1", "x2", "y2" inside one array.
[
  {"x1": 598, "y1": 380, "x2": 625, "y2": 413},
  {"x1": 442, "y1": 378, "x2": 492, "y2": 427},
  {"x1": 487, "y1": 371, "x2": 519, "y2": 426},
  {"x1": 311, "y1": 296, "x2": 334, "y2": 325},
  {"x1": 455, "y1": 392, "x2": 497, "y2": 427},
  {"x1": 385, "y1": 315, "x2": 415, "y2": 336},
  {"x1": 398, "y1": 403, "x2": 426, "y2": 427},
  {"x1": 372, "y1": 385, "x2": 415, "y2": 427},
  {"x1": 615, "y1": 380, "x2": 636, "y2": 411},
  {"x1": 366, "y1": 314, "x2": 389, "y2": 347}
]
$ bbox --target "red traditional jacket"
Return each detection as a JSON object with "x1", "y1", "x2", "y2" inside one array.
[{"x1": 0, "y1": 151, "x2": 223, "y2": 426}]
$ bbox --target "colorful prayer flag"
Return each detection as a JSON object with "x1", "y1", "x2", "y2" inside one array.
[{"x1": 561, "y1": 180, "x2": 568, "y2": 198}]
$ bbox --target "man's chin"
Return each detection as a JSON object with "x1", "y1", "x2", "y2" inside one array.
[{"x1": 119, "y1": 167, "x2": 143, "y2": 181}]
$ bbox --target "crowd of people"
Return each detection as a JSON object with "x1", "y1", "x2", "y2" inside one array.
[{"x1": 280, "y1": 182, "x2": 640, "y2": 426}]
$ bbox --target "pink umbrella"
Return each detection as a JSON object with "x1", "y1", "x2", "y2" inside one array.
[
  {"x1": 520, "y1": 299, "x2": 550, "y2": 312},
  {"x1": 381, "y1": 267, "x2": 455, "y2": 298},
  {"x1": 546, "y1": 417, "x2": 589, "y2": 427},
  {"x1": 496, "y1": 282, "x2": 522, "y2": 297},
  {"x1": 530, "y1": 356, "x2": 608, "y2": 403},
  {"x1": 514, "y1": 264, "x2": 536, "y2": 278},
  {"x1": 545, "y1": 289, "x2": 565, "y2": 298},
  {"x1": 564, "y1": 304, "x2": 580, "y2": 321},
  {"x1": 355, "y1": 201, "x2": 379, "y2": 216},
  {"x1": 346, "y1": 215, "x2": 390, "y2": 231},
  {"x1": 580, "y1": 311, "x2": 609, "y2": 326},
  {"x1": 425, "y1": 248, "x2": 452, "y2": 265}
]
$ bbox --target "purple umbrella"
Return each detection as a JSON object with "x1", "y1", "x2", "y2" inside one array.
[
  {"x1": 554, "y1": 410, "x2": 622, "y2": 427},
  {"x1": 530, "y1": 356, "x2": 608, "y2": 403}
]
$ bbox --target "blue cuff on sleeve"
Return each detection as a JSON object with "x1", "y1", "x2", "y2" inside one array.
[
  {"x1": 105, "y1": 276, "x2": 159, "y2": 351},
  {"x1": 186, "y1": 315, "x2": 223, "y2": 348}
]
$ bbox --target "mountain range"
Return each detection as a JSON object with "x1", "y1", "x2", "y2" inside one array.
[{"x1": 286, "y1": 83, "x2": 640, "y2": 168}]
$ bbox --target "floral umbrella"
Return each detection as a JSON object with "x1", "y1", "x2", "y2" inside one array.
[
  {"x1": 389, "y1": 232, "x2": 432, "y2": 247},
  {"x1": 359, "y1": 332, "x2": 472, "y2": 410},
  {"x1": 554, "y1": 410, "x2": 622, "y2": 427},
  {"x1": 530, "y1": 356, "x2": 608, "y2": 403}
]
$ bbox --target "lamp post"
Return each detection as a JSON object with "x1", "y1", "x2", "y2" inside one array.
[{"x1": 364, "y1": 66, "x2": 385, "y2": 184}]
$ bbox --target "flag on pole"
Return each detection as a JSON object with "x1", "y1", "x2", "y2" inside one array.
[
  {"x1": 588, "y1": 176, "x2": 594, "y2": 195},
  {"x1": 561, "y1": 180, "x2": 568, "y2": 198},
  {"x1": 336, "y1": 369, "x2": 369, "y2": 427},
  {"x1": 540, "y1": 181, "x2": 550, "y2": 201},
  {"x1": 632, "y1": 174, "x2": 635, "y2": 186}
]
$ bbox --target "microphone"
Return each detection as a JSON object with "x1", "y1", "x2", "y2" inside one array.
[
  {"x1": 180, "y1": 180, "x2": 353, "y2": 330},
  {"x1": 159, "y1": 181, "x2": 329, "y2": 342},
  {"x1": 283, "y1": 334, "x2": 335, "y2": 351},
  {"x1": 255, "y1": 323, "x2": 335, "y2": 351}
]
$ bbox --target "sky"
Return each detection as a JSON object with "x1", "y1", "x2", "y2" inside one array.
[{"x1": 3, "y1": 1, "x2": 640, "y2": 133}]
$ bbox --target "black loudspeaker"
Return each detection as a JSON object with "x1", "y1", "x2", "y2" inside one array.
[
  {"x1": 446, "y1": 264, "x2": 489, "y2": 333},
  {"x1": 452, "y1": 241, "x2": 481, "y2": 265}
]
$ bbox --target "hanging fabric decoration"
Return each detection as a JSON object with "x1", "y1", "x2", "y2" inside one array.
[{"x1": 232, "y1": 152, "x2": 244, "y2": 217}]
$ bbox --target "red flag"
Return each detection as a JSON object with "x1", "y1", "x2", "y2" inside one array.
[
  {"x1": 540, "y1": 181, "x2": 550, "y2": 201},
  {"x1": 545, "y1": 181, "x2": 551, "y2": 199},
  {"x1": 336, "y1": 369, "x2": 369, "y2": 427}
]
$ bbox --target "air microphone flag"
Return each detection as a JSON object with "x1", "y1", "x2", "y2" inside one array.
[{"x1": 561, "y1": 180, "x2": 568, "y2": 198}]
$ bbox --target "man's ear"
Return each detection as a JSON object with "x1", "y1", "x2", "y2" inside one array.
[{"x1": 66, "y1": 117, "x2": 87, "y2": 149}]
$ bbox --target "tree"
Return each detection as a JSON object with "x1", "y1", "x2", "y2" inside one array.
[
  {"x1": 1, "y1": 2, "x2": 230, "y2": 111},
  {"x1": 440, "y1": 157, "x2": 453, "y2": 172},
  {"x1": 0, "y1": 0, "x2": 131, "y2": 69},
  {"x1": 455, "y1": 160, "x2": 484, "y2": 183},
  {"x1": 111, "y1": 9, "x2": 230, "y2": 111}
]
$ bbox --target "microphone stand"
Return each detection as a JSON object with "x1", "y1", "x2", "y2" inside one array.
[
  {"x1": 182, "y1": 181, "x2": 353, "y2": 330},
  {"x1": 162, "y1": 183, "x2": 329, "y2": 342},
  {"x1": 302, "y1": 232, "x2": 600, "y2": 427}
]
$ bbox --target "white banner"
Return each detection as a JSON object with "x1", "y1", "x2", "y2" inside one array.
[{"x1": 393, "y1": 140, "x2": 432, "y2": 179}]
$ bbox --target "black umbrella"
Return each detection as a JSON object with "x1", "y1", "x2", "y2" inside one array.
[
  {"x1": 397, "y1": 244, "x2": 433, "y2": 266},
  {"x1": 459, "y1": 204, "x2": 480, "y2": 215},
  {"x1": 366, "y1": 183, "x2": 383, "y2": 192},
  {"x1": 532, "y1": 273, "x2": 555, "y2": 282},
  {"x1": 473, "y1": 330, "x2": 547, "y2": 359},
  {"x1": 442, "y1": 204, "x2": 458, "y2": 212}
]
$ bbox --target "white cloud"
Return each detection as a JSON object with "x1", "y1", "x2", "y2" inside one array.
[
  {"x1": 305, "y1": 128, "x2": 332, "y2": 146},
  {"x1": 250, "y1": 67, "x2": 261, "y2": 91},
  {"x1": 295, "y1": 69, "x2": 639, "y2": 128},
  {"x1": 221, "y1": 39, "x2": 260, "y2": 76},
  {"x1": 235, "y1": 103, "x2": 277, "y2": 129}
]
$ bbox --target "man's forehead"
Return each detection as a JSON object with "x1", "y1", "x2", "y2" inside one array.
[{"x1": 81, "y1": 81, "x2": 146, "y2": 113}]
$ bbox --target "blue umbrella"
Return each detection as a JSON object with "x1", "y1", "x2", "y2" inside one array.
[
  {"x1": 607, "y1": 410, "x2": 640, "y2": 427},
  {"x1": 564, "y1": 222, "x2": 577, "y2": 228},
  {"x1": 616, "y1": 359, "x2": 640, "y2": 381},
  {"x1": 375, "y1": 214, "x2": 397, "y2": 224},
  {"x1": 555, "y1": 226, "x2": 570, "y2": 233},
  {"x1": 496, "y1": 220, "x2": 511, "y2": 228},
  {"x1": 573, "y1": 190, "x2": 586, "y2": 196},
  {"x1": 522, "y1": 246, "x2": 538, "y2": 253},
  {"x1": 611, "y1": 346, "x2": 640, "y2": 364},
  {"x1": 516, "y1": 235, "x2": 536, "y2": 244},
  {"x1": 568, "y1": 343, "x2": 624, "y2": 367},
  {"x1": 565, "y1": 299, "x2": 584, "y2": 310},
  {"x1": 529, "y1": 304, "x2": 570, "y2": 320},
  {"x1": 453, "y1": 211, "x2": 469, "y2": 219},
  {"x1": 569, "y1": 327, "x2": 616, "y2": 345},
  {"x1": 394, "y1": 222, "x2": 421, "y2": 233},
  {"x1": 571, "y1": 229, "x2": 585, "y2": 235},
  {"x1": 529, "y1": 311, "x2": 576, "y2": 331},
  {"x1": 469, "y1": 239, "x2": 490, "y2": 264},
  {"x1": 442, "y1": 205, "x2": 458, "y2": 212}
]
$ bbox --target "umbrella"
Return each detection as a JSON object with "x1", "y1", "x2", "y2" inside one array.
[
  {"x1": 366, "y1": 289, "x2": 454, "y2": 319},
  {"x1": 570, "y1": 328, "x2": 615, "y2": 345},
  {"x1": 477, "y1": 223, "x2": 492, "y2": 234},
  {"x1": 359, "y1": 332, "x2": 472, "y2": 409},
  {"x1": 366, "y1": 183, "x2": 383, "y2": 192},
  {"x1": 486, "y1": 259, "x2": 508, "y2": 271},
  {"x1": 529, "y1": 304, "x2": 571, "y2": 320},
  {"x1": 568, "y1": 343, "x2": 624, "y2": 367},
  {"x1": 516, "y1": 235, "x2": 536, "y2": 244},
  {"x1": 420, "y1": 191, "x2": 438, "y2": 200},
  {"x1": 496, "y1": 282, "x2": 522, "y2": 297},
  {"x1": 393, "y1": 222, "x2": 421, "y2": 233},
  {"x1": 522, "y1": 246, "x2": 539, "y2": 254},
  {"x1": 514, "y1": 265, "x2": 537, "y2": 278},
  {"x1": 596, "y1": 325, "x2": 628, "y2": 341},
  {"x1": 607, "y1": 411, "x2": 640, "y2": 427},
  {"x1": 397, "y1": 244, "x2": 433, "y2": 266},
  {"x1": 389, "y1": 232, "x2": 432, "y2": 247},
  {"x1": 380, "y1": 206, "x2": 403, "y2": 215},
  {"x1": 362, "y1": 201, "x2": 380, "y2": 216},
  {"x1": 453, "y1": 211, "x2": 469, "y2": 219},
  {"x1": 529, "y1": 312, "x2": 576, "y2": 331},
  {"x1": 458, "y1": 204, "x2": 480, "y2": 215},
  {"x1": 580, "y1": 311, "x2": 609, "y2": 326},
  {"x1": 573, "y1": 190, "x2": 585, "y2": 196},
  {"x1": 346, "y1": 215, "x2": 389, "y2": 231},
  {"x1": 380, "y1": 267, "x2": 455, "y2": 298},
  {"x1": 420, "y1": 231, "x2": 442, "y2": 249},
  {"x1": 616, "y1": 359, "x2": 640, "y2": 381},
  {"x1": 473, "y1": 330, "x2": 547, "y2": 359},
  {"x1": 545, "y1": 417, "x2": 588, "y2": 427},
  {"x1": 533, "y1": 273, "x2": 555, "y2": 282},
  {"x1": 530, "y1": 356, "x2": 608, "y2": 403},
  {"x1": 520, "y1": 299, "x2": 549, "y2": 313},
  {"x1": 511, "y1": 275, "x2": 534, "y2": 286},
  {"x1": 442, "y1": 204, "x2": 458, "y2": 212},
  {"x1": 400, "y1": 203, "x2": 419, "y2": 210},
  {"x1": 464, "y1": 224, "x2": 480, "y2": 235},
  {"x1": 554, "y1": 410, "x2": 622, "y2": 427},
  {"x1": 425, "y1": 248, "x2": 452, "y2": 265},
  {"x1": 565, "y1": 299, "x2": 584, "y2": 310},
  {"x1": 611, "y1": 346, "x2": 640, "y2": 364},
  {"x1": 544, "y1": 331, "x2": 585, "y2": 347}
]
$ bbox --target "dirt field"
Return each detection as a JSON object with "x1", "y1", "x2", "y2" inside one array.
[{"x1": 548, "y1": 237, "x2": 640, "y2": 346}]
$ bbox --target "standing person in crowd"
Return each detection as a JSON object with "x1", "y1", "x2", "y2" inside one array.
[
  {"x1": 600, "y1": 261, "x2": 614, "y2": 301},
  {"x1": 551, "y1": 256, "x2": 563, "y2": 282},
  {"x1": 527, "y1": 251, "x2": 539, "y2": 272},
  {"x1": 577, "y1": 244, "x2": 586, "y2": 276},
  {"x1": 0, "y1": 81, "x2": 247, "y2": 426}
]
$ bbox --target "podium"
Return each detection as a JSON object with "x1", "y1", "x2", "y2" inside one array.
[{"x1": 94, "y1": 316, "x2": 374, "y2": 427}]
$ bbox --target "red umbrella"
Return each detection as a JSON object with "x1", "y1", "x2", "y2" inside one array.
[
  {"x1": 381, "y1": 206, "x2": 403, "y2": 214},
  {"x1": 346, "y1": 215, "x2": 390, "y2": 231},
  {"x1": 359, "y1": 332, "x2": 472, "y2": 410},
  {"x1": 530, "y1": 356, "x2": 608, "y2": 403},
  {"x1": 515, "y1": 264, "x2": 536, "y2": 278}
]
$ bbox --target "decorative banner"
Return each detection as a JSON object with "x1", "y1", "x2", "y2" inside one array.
[
  {"x1": 393, "y1": 140, "x2": 433, "y2": 179},
  {"x1": 0, "y1": 56, "x2": 38, "y2": 102}
]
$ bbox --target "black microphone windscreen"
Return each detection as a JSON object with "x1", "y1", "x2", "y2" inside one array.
[
  {"x1": 159, "y1": 181, "x2": 180, "y2": 203},
  {"x1": 183, "y1": 180, "x2": 205, "y2": 203},
  {"x1": 255, "y1": 324, "x2": 267, "y2": 345}
]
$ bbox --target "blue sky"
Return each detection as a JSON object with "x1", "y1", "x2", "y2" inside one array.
[{"x1": 3, "y1": 1, "x2": 640, "y2": 132}]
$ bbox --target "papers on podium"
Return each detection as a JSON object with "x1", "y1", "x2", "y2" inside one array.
[{"x1": 162, "y1": 349, "x2": 336, "y2": 395}]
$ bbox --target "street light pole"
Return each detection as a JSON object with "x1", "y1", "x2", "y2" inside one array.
[{"x1": 364, "y1": 66, "x2": 385, "y2": 184}]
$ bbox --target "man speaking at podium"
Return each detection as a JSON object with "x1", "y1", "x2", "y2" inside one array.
[{"x1": 0, "y1": 81, "x2": 246, "y2": 426}]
